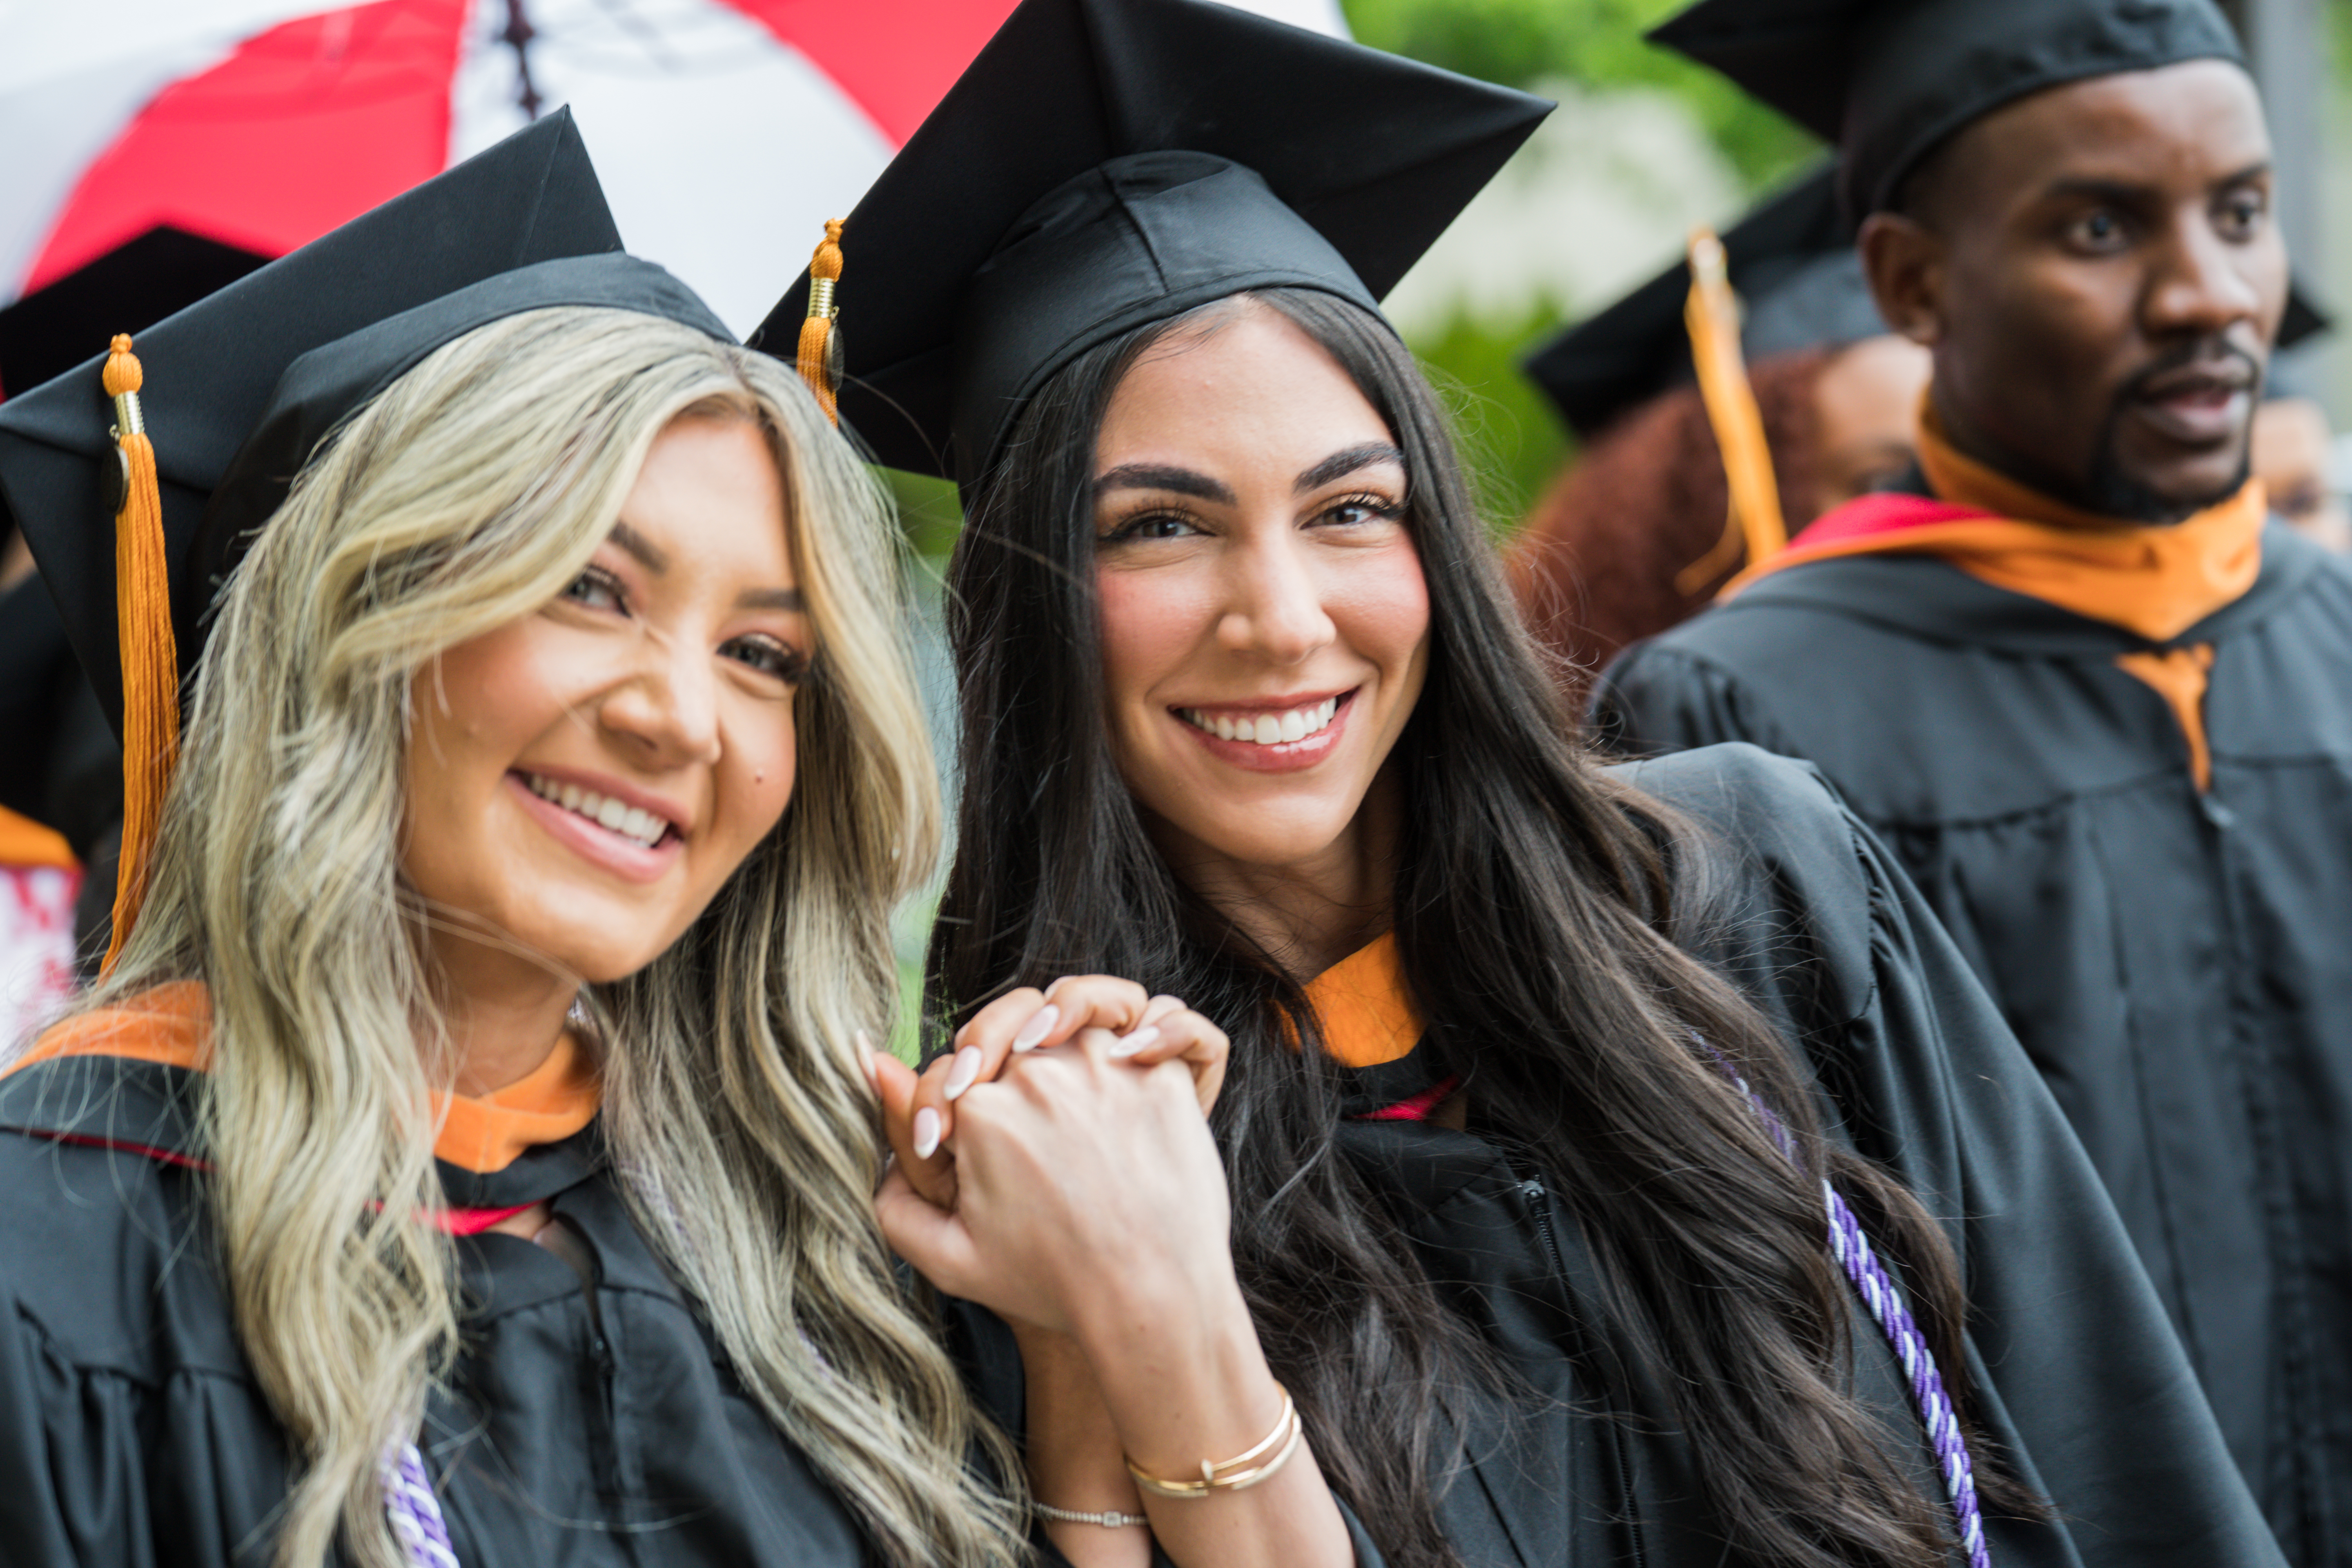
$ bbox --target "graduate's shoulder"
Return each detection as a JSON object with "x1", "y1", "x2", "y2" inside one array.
[
  {"x1": 1594, "y1": 564, "x2": 1953, "y2": 753},
  {"x1": 1610, "y1": 743, "x2": 1880, "y2": 1027},
  {"x1": 1624, "y1": 554, "x2": 1955, "y2": 671},
  {"x1": 1613, "y1": 740, "x2": 1859, "y2": 877},
  {"x1": 0, "y1": 1055, "x2": 245, "y2": 1386}
]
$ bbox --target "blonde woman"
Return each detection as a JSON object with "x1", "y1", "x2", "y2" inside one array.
[{"x1": 0, "y1": 121, "x2": 1060, "y2": 1568}]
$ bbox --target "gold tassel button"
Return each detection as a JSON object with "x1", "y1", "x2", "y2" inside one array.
[{"x1": 798, "y1": 218, "x2": 845, "y2": 426}]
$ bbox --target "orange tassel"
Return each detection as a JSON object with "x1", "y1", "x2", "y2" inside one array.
[
  {"x1": 100, "y1": 334, "x2": 179, "y2": 974},
  {"x1": 797, "y1": 219, "x2": 845, "y2": 425},
  {"x1": 1673, "y1": 230, "x2": 1787, "y2": 597}
]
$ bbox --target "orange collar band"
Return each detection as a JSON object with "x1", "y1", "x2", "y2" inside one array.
[
  {"x1": 1301, "y1": 932, "x2": 1424, "y2": 1069},
  {"x1": 1725, "y1": 406, "x2": 2265, "y2": 643},
  {"x1": 5, "y1": 984, "x2": 601, "y2": 1175}
]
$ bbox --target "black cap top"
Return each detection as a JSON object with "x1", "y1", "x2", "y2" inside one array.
[
  {"x1": 1650, "y1": 0, "x2": 2245, "y2": 219},
  {"x1": 754, "y1": 0, "x2": 1549, "y2": 483},
  {"x1": 0, "y1": 110, "x2": 732, "y2": 737},
  {"x1": 1524, "y1": 163, "x2": 1885, "y2": 439},
  {"x1": 0, "y1": 228, "x2": 267, "y2": 405}
]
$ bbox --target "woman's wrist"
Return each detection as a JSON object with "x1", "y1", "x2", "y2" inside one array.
[
  {"x1": 1015, "y1": 1325, "x2": 1152, "y2": 1511},
  {"x1": 1067, "y1": 1272, "x2": 1289, "y2": 1485}
]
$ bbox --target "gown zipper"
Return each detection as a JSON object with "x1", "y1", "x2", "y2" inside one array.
[{"x1": 1520, "y1": 1174, "x2": 1650, "y2": 1568}]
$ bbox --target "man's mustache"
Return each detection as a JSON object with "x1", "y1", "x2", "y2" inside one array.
[{"x1": 2112, "y1": 339, "x2": 2264, "y2": 408}]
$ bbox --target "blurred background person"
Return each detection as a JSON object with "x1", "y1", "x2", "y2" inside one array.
[
  {"x1": 1509, "y1": 165, "x2": 1930, "y2": 690},
  {"x1": 2253, "y1": 355, "x2": 2352, "y2": 550}
]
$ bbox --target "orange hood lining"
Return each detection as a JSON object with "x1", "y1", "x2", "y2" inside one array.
[
  {"x1": 5, "y1": 983, "x2": 601, "y2": 1176},
  {"x1": 1725, "y1": 404, "x2": 2265, "y2": 645},
  {"x1": 1302, "y1": 933, "x2": 1425, "y2": 1069}
]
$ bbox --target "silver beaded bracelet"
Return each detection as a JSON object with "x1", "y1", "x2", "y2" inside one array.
[{"x1": 1034, "y1": 1501, "x2": 1150, "y2": 1529}]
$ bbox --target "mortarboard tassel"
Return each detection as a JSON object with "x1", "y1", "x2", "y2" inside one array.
[
  {"x1": 100, "y1": 334, "x2": 179, "y2": 975},
  {"x1": 1673, "y1": 230, "x2": 1787, "y2": 597},
  {"x1": 797, "y1": 220, "x2": 845, "y2": 425}
]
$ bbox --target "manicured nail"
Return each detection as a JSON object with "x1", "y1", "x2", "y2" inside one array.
[
  {"x1": 1011, "y1": 1004, "x2": 1060, "y2": 1053},
  {"x1": 912, "y1": 1107, "x2": 941, "y2": 1160},
  {"x1": 1108, "y1": 1025, "x2": 1160, "y2": 1059},
  {"x1": 943, "y1": 1046, "x2": 983, "y2": 1101}
]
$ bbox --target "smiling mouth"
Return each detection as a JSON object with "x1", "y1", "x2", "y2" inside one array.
[
  {"x1": 1176, "y1": 695, "x2": 1342, "y2": 746},
  {"x1": 517, "y1": 771, "x2": 676, "y2": 849}
]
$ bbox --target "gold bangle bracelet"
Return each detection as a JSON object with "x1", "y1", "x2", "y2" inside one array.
[{"x1": 1125, "y1": 1387, "x2": 1304, "y2": 1499}]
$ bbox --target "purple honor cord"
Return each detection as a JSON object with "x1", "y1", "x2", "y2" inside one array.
[
  {"x1": 1822, "y1": 1177, "x2": 1990, "y2": 1568},
  {"x1": 384, "y1": 1441, "x2": 459, "y2": 1568},
  {"x1": 1714, "y1": 1052, "x2": 1991, "y2": 1568}
]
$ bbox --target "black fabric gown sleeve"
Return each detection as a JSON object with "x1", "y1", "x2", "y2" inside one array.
[
  {"x1": 1630, "y1": 744, "x2": 2279, "y2": 1566},
  {"x1": 0, "y1": 1139, "x2": 292, "y2": 1568}
]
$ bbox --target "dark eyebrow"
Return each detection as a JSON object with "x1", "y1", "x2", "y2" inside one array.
[
  {"x1": 2039, "y1": 160, "x2": 2271, "y2": 207},
  {"x1": 607, "y1": 521, "x2": 670, "y2": 573},
  {"x1": 2038, "y1": 176, "x2": 2161, "y2": 207},
  {"x1": 1296, "y1": 442, "x2": 1405, "y2": 495},
  {"x1": 1093, "y1": 464, "x2": 1238, "y2": 505},
  {"x1": 737, "y1": 586, "x2": 805, "y2": 613}
]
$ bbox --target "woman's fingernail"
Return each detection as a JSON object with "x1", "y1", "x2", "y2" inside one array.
[
  {"x1": 943, "y1": 1046, "x2": 983, "y2": 1101},
  {"x1": 1108, "y1": 1025, "x2": 1161, "y2": 1059},
  {"x1": 912, "y1": 1107, "x2": 941, "y2": 1160},
  {"x1": 1011, "y1": 1004, "x2": 1060, "y2": 1053}
]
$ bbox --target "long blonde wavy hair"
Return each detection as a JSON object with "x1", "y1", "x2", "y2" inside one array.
[{"x1": 78, "y1": 307, "x2": 1024, "y2": 1568}]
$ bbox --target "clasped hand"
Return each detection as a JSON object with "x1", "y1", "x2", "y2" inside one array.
[{"x1": 870, "y1": 978, "x2": 1234, "y2": 1337}]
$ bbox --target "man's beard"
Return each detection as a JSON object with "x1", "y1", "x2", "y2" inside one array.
[{"x1": 2078, "y1": 343, "x2": 2260, "y2": 524}]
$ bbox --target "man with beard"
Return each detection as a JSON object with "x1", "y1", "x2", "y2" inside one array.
[{"x1": 1595, "y1": 1, "x2": 2352, "y2": 1560}]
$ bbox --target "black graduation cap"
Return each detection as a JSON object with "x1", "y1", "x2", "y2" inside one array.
[
  {"x1": 753, "y1": 0, "x2": 1550, "y2": 484},
  {"x1": 0, "y1": 228, "x2": 268, "y2": 405},
  {"x1": 0, "y1": 109, "x2": 730, "y2": 740},
  {"x1": 1646, "y1": 0, "x2": 2329, "y2": 349},
  {"x1": 1650, "y1": 0, "x2": 2246, "y2": 220},
  {"x1": 1524, "y1": 161, "x2": 1882, "y2": 439}
]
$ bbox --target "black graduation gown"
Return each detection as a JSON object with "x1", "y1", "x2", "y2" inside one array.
[
  {"x1": 961, "y1": 744, "x2": 2279, "y2": 1567},
  {"x1": 0, "y1": 1058, "x2": 872, "y2": 1566},
  {"x1": 1592, "y1": 523, "x2": 2352, "y2": 1565}
]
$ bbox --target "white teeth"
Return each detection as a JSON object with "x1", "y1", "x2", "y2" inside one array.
[
  {"x1": 1180, "y1": 699, "x2": 1345, "y2": 747},
  {"x1": 523, "y1": 773, "x2": 668, "y2": 848}
]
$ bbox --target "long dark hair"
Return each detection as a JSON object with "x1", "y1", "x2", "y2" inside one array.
[{"x1": 931, "y1": 289, "x2": 2032, "y2": 1568}]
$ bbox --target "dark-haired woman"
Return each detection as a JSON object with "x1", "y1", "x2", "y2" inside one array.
[
  {"x1": 779, "y1": 1, "x2": 2280, "y2": 1564},
  {"x1": 879, "y1": 286, "x2": 2276, "y2": 1568}
]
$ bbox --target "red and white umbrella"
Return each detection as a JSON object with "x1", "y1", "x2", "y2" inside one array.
[{"x1": 1, "y1": 0, "x2": 1345, "y2": 338}]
